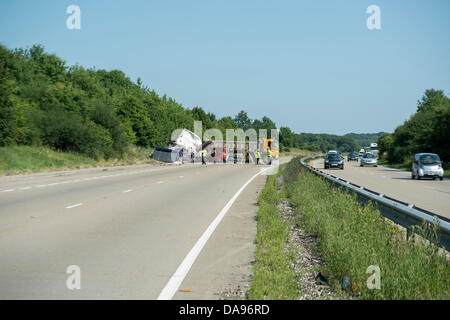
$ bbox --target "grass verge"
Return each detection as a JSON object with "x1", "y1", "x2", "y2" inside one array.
[
  {"x1": 282, "y1": 159, "x2": 449, "y2": 299},
  {"x1": 280, "y1": 148, "x2": 316, "y2": 158},
  {"x1": 0, "y1": 145, "x2": 155, "y2": 176},
  {"x1": 249, "y1": 167, "x2": 300, "y2": 299}
]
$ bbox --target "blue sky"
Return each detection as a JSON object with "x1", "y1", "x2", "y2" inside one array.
[{"x1": 1, "y1": 0, "x2": 449, "y2": 135}]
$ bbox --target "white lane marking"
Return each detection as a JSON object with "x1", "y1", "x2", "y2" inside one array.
[
  {"x1": 122, "y1": 189, "x2": 133, "y2": 193},
  {"x1": 0, "y1": 167, "x2": 168, "y2": 193},
  {"x1": 157, "y1": 166, "x2": 271, "y2": 300},
  {"x1": 157, "y1": 181, "x2": 164, "y2": 184},
  {"x1": 179, "y1": 176, "x2": 184, "y2": 178},
  {"x1": 66, "y1": 203, "x2": 83, "y2": 209}
]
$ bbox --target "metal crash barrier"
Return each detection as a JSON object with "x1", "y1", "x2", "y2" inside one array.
[{"x1": 300, "y1": 156, "x2": 450, "y2": 250}]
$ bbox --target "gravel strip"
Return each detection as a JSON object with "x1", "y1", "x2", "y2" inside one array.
[
  {"x1": 277, "y1": 200, "x2": 352, "y2": 300},
  {"x1": 218, "y1": 283, "x2": 250, "y2": 300}
]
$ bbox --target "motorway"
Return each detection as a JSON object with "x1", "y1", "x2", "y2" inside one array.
[
  {"x1": 3, "y1": 156, "x2": 448, "y2": 299},
  {"x1": 311, "y1": 158, "x2": 450, "y2": 219},
  {"x1": 0, "y1": 162, "x2": 275, "y2": 299}
]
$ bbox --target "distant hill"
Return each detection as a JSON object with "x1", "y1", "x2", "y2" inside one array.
[{"x1": 344, "y1": 132, "x2": 385, "y2": 148}]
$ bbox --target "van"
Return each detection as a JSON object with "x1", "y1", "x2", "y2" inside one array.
[{"x1": 358, "y1": 148, "x2": 365, "y2": 157}]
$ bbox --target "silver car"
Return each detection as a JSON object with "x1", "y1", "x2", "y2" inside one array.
[
  {"x1": 360, "y1": 153, "x2": 378, "y2": 167},
  {"x1": 412, "y1": 153, "x2": 444, "y2": 180}
]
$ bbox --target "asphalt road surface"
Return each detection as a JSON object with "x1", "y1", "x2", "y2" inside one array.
[
  {"x1": 311, "y1": 158, "x2": 450, "y2": 219},
  {"x1": 0, "y1": 161, "x2": 278, "y2": 299}
]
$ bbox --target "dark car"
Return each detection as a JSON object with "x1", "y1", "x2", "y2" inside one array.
[
  {"x1": 325, "y1": 153, "x2": 344, "y2": 169},
  {"x1": 347, "y1": 151, "x2": 358, "y2": 161}
]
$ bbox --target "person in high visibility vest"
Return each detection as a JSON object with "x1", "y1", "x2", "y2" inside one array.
[
  {"x1": 267, "y1": 148, "x2": 272, "y2": 165},
  {"x1": 256, "y1": 150, "x2": 260, "y2": 165}
]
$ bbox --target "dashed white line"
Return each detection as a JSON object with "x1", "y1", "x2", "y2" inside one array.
[
  {"x1": 66, "y1": 203, "x2": 83, "y2": 209},
  {"x1": 122, "y1": 189, "x2": 133, "y2": 193},
  {"x1": 1, "y1": 167, "x2": 163, "y2": 194}
]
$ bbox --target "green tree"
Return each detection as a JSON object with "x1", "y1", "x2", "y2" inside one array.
[
  {"x1": 377, "y1": 133, "x2": 393, "y2": 158},
  {"x1": 234, "y1": 110, "x2": 252, "y2": 131}
]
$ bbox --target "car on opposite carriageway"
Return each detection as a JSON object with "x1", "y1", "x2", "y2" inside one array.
[
  {"x1": 358, "y1": 148, "x2": 365, "y2": 157},
  {"x1": 347, "y1": 151, "x2": 358, "y2": 161},
  {"x1": 360, "y1": 152, "x2": 378, "y2": 167},
  {"x1": 411, "y1": 153, "x2": 444, "y2": 181},
  {"x1": 325, "y1": 153, "x2": 344, "y2": 169}
]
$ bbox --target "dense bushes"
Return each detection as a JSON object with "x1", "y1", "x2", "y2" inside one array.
[
  {"x1": 378, "y1": 90, "x2": 450, "y2": 166},
  {"x1": 279, "y1": 126, "x2": 368, "y2": 153},
  {"x1": 0, "y1": 43, "x2": 286, "y2": 160},
  {"x1": 5, "y1": 42, "x2": 436, "y2": 162}
]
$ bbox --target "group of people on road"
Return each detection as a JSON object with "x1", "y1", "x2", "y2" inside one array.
[{"x1": 181, "y1": 148, "x2": 272, "y2": 165}]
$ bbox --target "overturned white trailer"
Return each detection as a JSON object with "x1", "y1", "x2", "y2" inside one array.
[{"x1": 151, "y1": 129, "x2": 202, "y2": 163}]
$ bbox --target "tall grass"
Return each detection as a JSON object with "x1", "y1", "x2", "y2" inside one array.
[
  {"x1": 0, "y1": 145, "x2": 155, "y2": 176},
  {"x1": 283, "y1": 159, "x2": 449, "y2": 299},
  {"x1": 249, "y1": 170, "x2": 300, "y2": 299}
]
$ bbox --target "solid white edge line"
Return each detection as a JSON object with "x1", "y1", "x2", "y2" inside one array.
[{"x1": 157, "y1": 166, "x2": 271, "y2": 300}]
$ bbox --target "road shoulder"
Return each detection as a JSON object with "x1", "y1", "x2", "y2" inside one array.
[{"x1": 173, "y1": 174, "x2": 267, "y2": 300}]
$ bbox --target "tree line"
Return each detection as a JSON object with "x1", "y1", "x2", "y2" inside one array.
[
  {"x1": 377, "y1": 89, "x2": 450, "y2": 166},
  {"x1": 1, "y1": 43, "x2": 373, "y2": 159}
]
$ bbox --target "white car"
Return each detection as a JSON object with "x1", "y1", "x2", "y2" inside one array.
[
  {"x1": 358, "y1": 148, "x2": 365, "y2": 157},
  {"x1": 412, "y1": 153, "x2": 444, "y2": 180}
]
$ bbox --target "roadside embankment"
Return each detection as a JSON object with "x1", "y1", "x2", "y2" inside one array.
[
  {"x1": 0, "y1": 145, "x2": 155, "y2": 176},
  {"x1": 282, "y1": 158, "x2": 449, "y2": 299}
]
